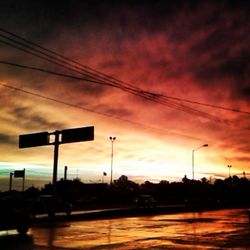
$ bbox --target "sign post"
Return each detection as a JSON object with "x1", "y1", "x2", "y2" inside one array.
[
  {"x1": 19, "y1": 126, "x2": 94, "y2": 194},
  {"x1": 52, "y1": 131, "x2": 60, "y2": 188},
  {"x1": 9, "y1": 168, "x2": 26, "y2": 192},
  {"x1": 9, "y1": 172, "x2": 13, "y2": 192}
]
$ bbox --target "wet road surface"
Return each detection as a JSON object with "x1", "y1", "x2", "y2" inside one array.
[{"x1": 1, "y1": 208, "x2": 250, "y2": 249}]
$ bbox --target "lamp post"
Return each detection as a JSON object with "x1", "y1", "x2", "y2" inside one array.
[
  {"x1": 109, "y1": 136, "x2": 116, "y2": 185},
  {"x1": 192, "y1": 144, "x2": 208, "y2": 180},
  {"x1": 228, "y1": 165, "x2": 232, "y2": 177}
]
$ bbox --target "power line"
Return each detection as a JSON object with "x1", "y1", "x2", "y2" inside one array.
[
  {"x1": 0, "y1": 60, "x2": 114, "y2": 86},
  {"x1": 0, "y1": 29, "x2": 138, "y2": 92},
  {"x1": 0, "y1": 27, "x2": 248, "y2": 116},
  {"x1": 158, "y1": 94, "x2": 250, "y2": 115},
  {"x1": 0, "y1": 28, "x2": 249, "y2": 130},
  {"x1": 0, "y1": 59, "x2": 244, "y2": 131},
  {"x1": 0, "y1": 32, "x2": 232, "y2": 121},
  {"x1": 0, "y1": 81, "x2": 204, "y2": 141},
  {"x1": 0, "y1": 28, "x2": 139, "y2": 90},
  {"x1": 0, "y1": 60, "x2": 236, "y2": 127}
]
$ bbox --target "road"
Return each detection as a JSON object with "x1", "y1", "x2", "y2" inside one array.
[{"x1": 1, "y1": 208, "x2": 250, "y2": 249}]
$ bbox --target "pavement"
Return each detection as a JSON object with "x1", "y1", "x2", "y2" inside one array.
[{"x1": 34, "y1": 204, "x2": 191, "y2": 223}]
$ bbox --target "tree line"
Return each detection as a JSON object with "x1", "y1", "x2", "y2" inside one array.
[{"x1": 1, "y1": 174, "x2": 250, "y2": 210}]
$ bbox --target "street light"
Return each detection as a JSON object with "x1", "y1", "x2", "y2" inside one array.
[
  {"x1": 109, "y1": 136, "x2": 116, "y2": 185},
  {"x1": 192, "y1": 144, "x2": 208, "y2": 180},
  {"x1": 228, "y1": 165, "x2": 232, "y2": 177}
]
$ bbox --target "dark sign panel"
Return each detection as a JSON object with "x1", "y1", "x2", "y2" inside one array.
[
  {"x1": 14, "y1": 170, "x2": 25, "y2": 178},
  {"x1": 19, "y1": 132, "x2": 49, "y2": 148},
  {"x1": 61, "y1": 126, "x2": 94, "y2": 144}
]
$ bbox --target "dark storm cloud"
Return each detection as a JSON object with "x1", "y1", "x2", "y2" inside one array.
[
  {"x1": 0, "y1": 133, "x2": 16, "y2": 145},
  {"x1": 0, "y1": 1, "x2": 242, "y2": 43},
  {"x1": 94, "y1": 104, "x2": 133, "y2": 118},
  {"x1": 0, "y1": 0, "x2": 133, "y2": 38},
  {"x1": 99, "y1": 60, "x2": 125, "y2": 71},
  {"x1": 1, "y1": 0, "x2": 248, "y2": 40},
  {"x1": 0, "y1": 1, "x2": 79, "y2": 41},
  {"x1": 194, "y1": 51, "x2": 249, "y2": 82},
  {"x1": 221, "y1": 53, "x2": 249, "y2": 78},
  {"x1": 72, "y1": 81, "x2": 108, "y2": 98},
  {"x1": 104, "y1": 107, "x2": 133, "y2": 118},
  {"x1": 88, "y1": 0, "x2": 250, "y2": 100},
  {"x1": 239, "y1": 88, "x2": 250, "y2": 101},
  {"x1": 228, "y1": 156, "x2": 250, "y2": 163},
  {"x1": 172, "y1": 4, "x2": 250, "y2": 102},
  {"x1": 1, "y1": 1, "x2": 249, "y2": 109},
  {"x1": 217, "y1": 132, "x2": 250, "y2": 160},
  {"x1": 1, "y1": 1, "x2": 248, "y2": 82},
  {"x1": 10, "y1": 106, "x2": 65, "y2": 131},
  {"x1": 236, "y1": 145, "x2": 250, "y2": 154}
]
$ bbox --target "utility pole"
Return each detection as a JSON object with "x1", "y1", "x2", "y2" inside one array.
[
  {"x1": 64, "y1": 166, "x2": 68, "y2": 180},
  {"x1": 109, "y1": 136, "x2": 116, "y2": 185},
  {"x1": 228, "y1": 165, "x2": 232, "y2": 177},
  {"x1": 19, "y1": 126, "x2": 94, "y2": 196},
  {"x1": 192, "y1": 144, "x2": 208, "y2": 180},
  {"x1": 52, "y1": 131, "x2": 60, "y2": 190},
  {"x1": 9, "y1": 172, "x2": 13, "y2": 192},
  {"x1": 22, "y1": 168, "x2": 25, "y2": 192}
]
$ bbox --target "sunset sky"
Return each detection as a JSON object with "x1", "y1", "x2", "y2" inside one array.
[{"x1": 0, "y1": 0, "x2": 249, "y2": 190}]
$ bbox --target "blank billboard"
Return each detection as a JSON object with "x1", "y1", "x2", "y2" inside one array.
[
  {"x1": 61, "y1": 126, "x2": 94, "y2": 144},
  {"x1": 19, "y1": 132, "x2": 49, "y2": 148}
]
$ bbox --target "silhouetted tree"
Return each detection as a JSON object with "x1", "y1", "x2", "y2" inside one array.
[{"x1": 201, "y1": 177, "x2": 209, "y2": 184}]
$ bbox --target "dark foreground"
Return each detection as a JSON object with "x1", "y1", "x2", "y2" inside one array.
[{"x1": 1, "y1": 208, "x2": 250, "y2": 249}]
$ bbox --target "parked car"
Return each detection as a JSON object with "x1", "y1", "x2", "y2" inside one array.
[
  {"x1": 29, "y1": 195, "x2": 72, "y2": 218},
  {"x1": 134, "y1": 195, "x2": 157, "y2": 208},
  {"x1": 0, "y1": 197, "x2": 33, "y2": 234}
]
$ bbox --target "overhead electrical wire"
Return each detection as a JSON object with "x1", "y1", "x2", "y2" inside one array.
[
  {"x1": 0, "y1": 28, "x2": 249, "y2": 183},
  {"x1": 0, "y1": 29, "x2": 241, "y2": 123},
  {"x1": 0, "y1": 28, "x2": 249, "y2": 129},
  {"x1": 0, "y1": 29, "x2": 140, "y2": 92},
  {"x1": 0, "y1": 81, "x2": 205, "y2": 141},
  {"x1": 158, "y1": 94, "x2": 250, "y2": 115},
  {"x1": 0, "y1": 60, "x2": 236, "y2": 127},
  {"x1": 0, "y1": 28, "x2": 144, "y2": 90},
  {"x1": 1, "y1": 28, "x2": 248, "y2": 116},
  {"x1": 0, "y1": 28, "x2": 248, "y2": 116}
]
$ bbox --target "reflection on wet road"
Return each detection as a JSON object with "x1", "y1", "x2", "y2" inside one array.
[{"x1": 1, "y1": 209, "x2": 250, "y2": 249}]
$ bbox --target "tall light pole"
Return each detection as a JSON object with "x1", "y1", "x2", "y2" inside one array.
[
  {"x1": 109, "y1": 136, "x2": 116, "y2": 185},
  {"x1": 192, "y1": 144, "x2": 208, "y2": 180},
  {"x1": 228, "y1": 165, "x2": 232, "y2": 177}
]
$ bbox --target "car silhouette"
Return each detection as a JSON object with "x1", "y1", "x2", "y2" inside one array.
[
  {"x1": 134, "y1": 195, "x2": 157, "y2": 208},
  {"x1": 29, "y1": 195, "x2": 72, "y2": 218},
  {"x1": 0, "y1": 196, "x2": 32, "y2": 234}
]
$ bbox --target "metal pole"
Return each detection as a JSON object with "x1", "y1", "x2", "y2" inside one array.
[
  {"x1": 192, "y1": 150, "x2": 194, "y2": 180},
  {"x1": 22, "y1": 168, "x2": 25, "y2": 192},
  {"x1": 64, "y1": 166, "x2": 68, "y2": 180},
  {"x1": 228, "y1": 165, "x2": 232, "y2": 177},
  {"x1": 53, "y1": 131, "x2": 60, "y2": 193},
  {"x1": 192, "y1": 144, "x2": 208, "y2": 180},
  {"x1": 9, "y1": 172, "x2": 13, "y2": 192},
  {"x1": 110, "y1": 139, "x2": 113, "y2": 185},
  {"x1": 109, "y1": 137, "x2": 116, "y2": 185}
]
